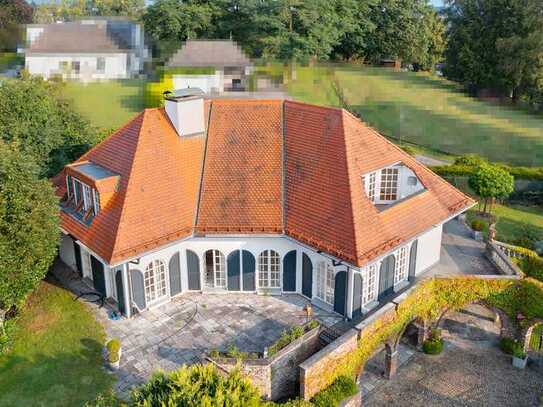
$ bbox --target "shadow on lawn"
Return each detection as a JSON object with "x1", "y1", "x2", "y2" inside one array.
[
  {"x1": 118, "y1": 80, "x2": 146, "y2": 114},
  {"x1": 0, "y1": 338, "x2": 112, "y2": 407}
]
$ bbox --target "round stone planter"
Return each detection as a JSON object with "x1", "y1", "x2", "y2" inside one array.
[
  {"x1": 105, "y1": 347, "x2": 122, "y2": 371},
  {"x1": 512, "y1": 355, "x2": 527, "y2": 369}
]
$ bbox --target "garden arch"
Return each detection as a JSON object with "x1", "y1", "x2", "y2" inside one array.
[{"x1": 522, "y1": 318, "x2": 543, "y2": 353}]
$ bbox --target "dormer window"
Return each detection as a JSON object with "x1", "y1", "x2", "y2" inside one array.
[
  {"x1": 64, "y1": 175, "x2": 100, "y2": 221},
  {"x1": 362, "y1": 163, "x2": 424, "y2": 208}
]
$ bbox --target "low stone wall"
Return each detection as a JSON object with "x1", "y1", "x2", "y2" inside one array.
[
  {"x1": 208, "y1": 326, "x2": 322, "y2": 401},
  {"x1": 299, "y1": 329, "x2": 359, "y2": 400},
  {"x1": 486, "y1": 241, "x2": 524, "y2": 277}
]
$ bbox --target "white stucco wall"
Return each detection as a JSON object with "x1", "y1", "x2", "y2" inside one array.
[
  {"x1": 415, "y1": 224, "x2": 443, "y2": 274},
  {"x1": 397, "y1": 165, "x2": 425, "y2": 200},
  {"x1": 172, "y1": 72, "x2": 223, "y2": 93},
  {"x1": 25, "y1": 53, "x2": 129, "y2": 81}
]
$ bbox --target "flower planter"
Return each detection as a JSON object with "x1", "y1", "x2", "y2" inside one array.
[
  {"x1": 105, "y1": 346, "x2": 122, "y2": 371},
  {"x1": 512, "y1": 355, "x2": 527, "y2": 369}
]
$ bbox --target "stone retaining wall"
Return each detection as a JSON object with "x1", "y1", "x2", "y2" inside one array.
[{"x1": 209, "y1": 326, "x2": 322, "y2": 401}]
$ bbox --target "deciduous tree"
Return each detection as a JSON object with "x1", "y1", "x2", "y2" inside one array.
[
  {"x1": 469, "y1": 164, "x2": 514, "y2": 214},
  {"x1": 0, "y1": 0, "x2": 33, "y2": 51}
]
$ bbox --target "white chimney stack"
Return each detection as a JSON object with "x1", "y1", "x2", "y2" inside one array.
[{"x1": 164, "y1": 88, "x2": 206, "y2": 137}]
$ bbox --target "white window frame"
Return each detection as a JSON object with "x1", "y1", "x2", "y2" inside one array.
[
  {"x1": 316, "y1": 261, "x2": 335, "y2": 305},
  {"x1": 363, "y1": 171, "x2": 378, "y2": 203},
  {"x1": 144, "y1": 259, "x2": 168, "y2": 304},
  {"x1": 92, "y1": 189, "x2": 100, "y2": 216},
  {"x1": 394, "y1": 246, "x2": 409, "y2": 284},
  {"x1": 379, "y1": 167, "x2": 399, "y2": 202},
  {"x1": 363, "y1": 263, "x2": 378, "y2": 305},
  {"x1": 258, "y1": 250, "x2": 280, "y2": 289},
  {"x1": 205, "y1": 250, "x2": 226, "y2": 289},
  {"x1": 82, "y1": 183, "x2": 92, "y2": 212}
]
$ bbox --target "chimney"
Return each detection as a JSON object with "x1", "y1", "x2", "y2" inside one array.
[{"x1": 164, "y1": 88, "x2": 206, "y2": 136}]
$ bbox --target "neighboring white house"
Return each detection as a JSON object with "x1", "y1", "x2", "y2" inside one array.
[
  {"x1": 55, "y1": 89, "x2": 474, "y2": 319},
  {"x1": 23, "y1": 18, "x2": 147, "y2": 81},
  {"x1": 167, "y1": 40, "x2": 253, "y2": 93}
]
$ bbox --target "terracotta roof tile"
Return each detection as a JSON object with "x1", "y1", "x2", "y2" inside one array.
[{"x1": 55, "y1": 99, "x2": 473, "y2": 267}]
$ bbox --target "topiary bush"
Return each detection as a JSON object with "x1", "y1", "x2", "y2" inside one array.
[
  {"x1": 512, "y1": 342, "x2": 527, "y2": 359},
  {"x1": 422, "y1": 338, "x2": 443, "y2": 355},
  {"x1": 500, "y1": 337, "x2": 516, "y2": 355},
  {"x1": 471, "y1": 219, "x2": 485, "y2": 232},
  {"x1": 311, "y1": 375, "x2": 358, "y2": 407},
  {"x1": 106, "y1": 339, "x2": 121, "y2": 363}
]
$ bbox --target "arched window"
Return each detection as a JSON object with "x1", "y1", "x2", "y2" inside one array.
[
  {"x1": 144, "y1": 259, "x2": 168, "y2": 303},
  {"x1": 316, "y1": 261, "x2": 335, "y2": 305},
  {"x1": 204, "y1": 250, "x2": 226, "y2": 289},
  {"x1": 363, "y1": 263, "x2": 378, "y2": 305},
  {"x1": 258, "y1": 250, "x2": 280, "y2": 288}
]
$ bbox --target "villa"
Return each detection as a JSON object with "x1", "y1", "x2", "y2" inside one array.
[{"x1": 54, "y1": 88, "x2": 474, "y2": 319}]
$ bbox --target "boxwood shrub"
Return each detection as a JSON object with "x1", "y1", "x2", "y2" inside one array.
[{"x1": 310, "y1": 375, "x2": 358, "y2": 407}]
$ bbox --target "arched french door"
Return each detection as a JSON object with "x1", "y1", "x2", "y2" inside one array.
[
  {"x1": 378, "y1": 255, "x2": 396, "y2": 300},
  {"x1": 130, "y1": 269, "x2": 146, "y2": 311},
  {"x1": 227, "y1": 250, "x2": 241, "y2": 291},
  {"x1": 204, "y1": 249, "x2": 226, "y2": 289},
  {"x1": 352, "y1": 273, "x2": 363, "y2": 318},
  {"x1": 242, "y1": 250, "x2": 256, "y2": 291},
  {"x1": 186, "y1": 250, "x2": 201, "y2": 290},
  {"x1": 283, "y1": 250, "x2": 297, "y2": 292},
  {"x1": 115, "y1": 269, "x2": 125, "y2": 315},
  {"x1": 302, "y1": 253, "x2": 313, "y2": 298},
  {"x1": 334, "y1": 271, "x2": 348, "y2": 316},
  {"x1": 258, "y1": 250, "x2": 280, "y2": 289},
  {"x1": 169, "y1": 252, "x2": 182, "y2": 296},
  {"x1": 408, "y1": 240, "x2": 418, "y2": 281}
]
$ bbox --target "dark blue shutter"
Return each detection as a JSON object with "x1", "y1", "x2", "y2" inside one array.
[
  {"x1": 227, "y1": 250, "x2": 241, "y2": 291},
  {"x1": 334, "y1": 271, "x2": 348, "y2": 316},
  {"x1": 169, "y1": 252, "x2": 182, "y2": 296},
  {"x1": 130, "y1": 269, "x2": 146, "y2": 311},
  {"x1": 73, "y1": 240, "x2": 82, "y2": 275},
  {"x1": 302, "y1": 253, "x2": 313, "y2": 298},
  {"x1": 408, "y1": 240, "x2": 418, "y2": 281},
  {"x1": 115, "y1": 270, "x2": 126, "y2": 315},
  {"x1": 352, "y1": 273, "x2": 363, "y2": 318},
  {"x1": 282, "y1": 250, "x2": 297, "y2": 292},
  {"x1": 186, "y1": 250, "x2": 201, "y2": 290},
  {"x1": 242, "y1": 250, "x2": 255, "y2": 291},
  {"x1": 378, "y1": 255, "x2": 395, "y2": 300},
  {"x1": 90, "y1": 255, "x2": 106, "y2": 297}
]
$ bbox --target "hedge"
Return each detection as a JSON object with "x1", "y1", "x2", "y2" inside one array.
[{"x1": 432, "y1": 164, "x2": 543, "y2": 181}]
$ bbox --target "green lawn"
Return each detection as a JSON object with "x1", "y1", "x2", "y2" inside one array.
[
  {"x1": 0, "y1": 281, "x2": 112, "y2": 407},
  {"x1": 286, "y1": 64, "x2": 543, "y2": 167},
  {"x1": 466, "y1": 203, "x2": 543, "y2": 245},
  {"x1": 62, "y1": 79, "x2": 146, "y2": 131}
]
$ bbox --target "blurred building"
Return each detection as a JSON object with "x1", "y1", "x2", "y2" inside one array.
[
  {"x1": 167, "y1": 40, "x2": 253, "y2": 93},
  {"x1": 23, "y1": 18, "x2": 148, "y2": 81}
]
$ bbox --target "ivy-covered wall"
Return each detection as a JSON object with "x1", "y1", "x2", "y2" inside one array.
[{"x1": 299, "y1": 276, "x2": 543, "y2": 400}]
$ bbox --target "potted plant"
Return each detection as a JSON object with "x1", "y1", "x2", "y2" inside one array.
[
  {"x1": 511, "y1": 342, "x2": 528, "y2": 369},
  {"x1": 422, "y1": 328, "x2": 443, "y2": 355},
  {"x1": 106, "y1": 338, "x2": 122, "y2": 371},
  {"x1": 471, "y1": 219, "x2": 485, "y2": 241}
]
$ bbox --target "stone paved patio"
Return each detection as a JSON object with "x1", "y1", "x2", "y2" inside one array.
[
  {"x1": 51, "y1": 261, "x2": 342, "y2": 394},
  {"x1": 364, "y1": 304, "x2": 543, "y2": 406}
]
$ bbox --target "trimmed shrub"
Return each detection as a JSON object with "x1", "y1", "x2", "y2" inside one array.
[
  {"x1": 307, "y1": 319, "x2": 320, "y2": 330},
  {"x1": 519, "y1": 256, "x2": 543, "y2": 282},
  {"x1": 454, "y1": 154, "x2": 487, "y2": 167},
  {"x1": 131, "y1": 364, "x2": 261, "y2": 406},
  {"x1": 106, "y1": 339, "x2": 121, "y2": 363},
  {"x1": 401, "y1": 145, "x2": 418, "y2": 157},
  {"x1": 311, "y1": 375, "x2": 358, "y2": 407},
  {"x1": 500, "y1": 337, "x2": 516, "y2": 355},
  {"x1": 471, "y1": 219, "x2": 485, "y2": 231},
  {"x1": 422, "y1": 338, "x2": 443, "y2": 355},
  {"x1": 512, "y1": 342, "x2": 527, "y2": 359}
]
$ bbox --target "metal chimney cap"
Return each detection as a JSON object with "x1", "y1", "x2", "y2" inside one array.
[{"x1": 163, "y1": 88, "x2": 205, "y2": 101}]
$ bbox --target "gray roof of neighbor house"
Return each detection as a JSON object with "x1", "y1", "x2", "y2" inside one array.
[
  {"x1": 26, "y1": 22, "x2": 132, "y2": 54},
  {"x1": 167, "y1": 40, "x2": 252, "y2": 68}
]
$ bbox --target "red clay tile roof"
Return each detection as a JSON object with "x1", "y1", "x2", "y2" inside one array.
[{"x1": 54, "y1": 99, "x2": 474, "y2": 267}]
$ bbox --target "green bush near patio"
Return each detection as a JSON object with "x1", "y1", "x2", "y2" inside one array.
[
  {"x1": 310, "y1": 376, "x2": 358, "y2": 407},
  {"x1": 0, "y1": 281, "x2": 112, "y2": 407}
]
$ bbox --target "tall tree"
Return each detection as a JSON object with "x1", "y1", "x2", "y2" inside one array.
[
  {"x1": 0, "y1": 0, "x2": 33, "y2": 51},
  {"x1": 142, "y1": 0, "x2": 215, "y2": 61},
  {"x1": 0, "y1": 142, "x2": 59, "y2": 326},
  {"x1": 33, "y1": 0, "x2": 144, "y2": 23},
  {"x1": 364, "y1": 0, "x2": 444, "y2": 67},
  {"x1": 444, "y1": 0, "x2": 543, "y2": 100},
  {"x1": 0, "y1": 75, "x2": 97, "y2": 177},
  {"x1": 469, "y1": 163, "x2": 514, "y2": 214}
]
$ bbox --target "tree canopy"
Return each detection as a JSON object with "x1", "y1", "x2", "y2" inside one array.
[
  {"x1": 0, "y1": 75, "x2": 98, "y2": 177},
  {"x1": 444, "y1": 0, "x2": 543, "y2": 102},
  {"x1": 142, "y1": 0, "x2": 446, "y2": 66},
  {"x1": 469, "y1": 163, "x2": 514, "y2": 213},
  {"x1": 0, "y1": 0, "x2": 33, "y2": 52},
  {"x1": 33, "y1": 0, "x2": 144, "y2": 23},
  {"x1": 0, "y1": 142, "x2": 59, "y2": 314}
]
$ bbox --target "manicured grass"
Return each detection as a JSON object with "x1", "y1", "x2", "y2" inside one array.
[
  {"x1": 286, "y1": 64, "x2": 543, "y2": 167},
  {"x1": 0, "y1": 281, "x2": 112, "y2": 407},
  {"x1": 62, "y1": 79, "x2": 146, "y2": 130},
  {"x1": 466, "y1": 203, "x2": 543, "y2": 244}
]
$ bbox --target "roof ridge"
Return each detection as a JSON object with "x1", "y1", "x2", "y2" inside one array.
[{"x1": 108, "y1": 110, "x2": 149, "y2": 260}]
